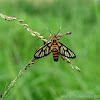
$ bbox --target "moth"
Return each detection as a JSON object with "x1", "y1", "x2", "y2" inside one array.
[{"x1": 34, "y1": 28, "x2": 76, "y2": 62}]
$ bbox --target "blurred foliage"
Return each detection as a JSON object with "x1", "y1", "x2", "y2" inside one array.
[{"x1": 0, "y1": 0, "x2": 100, "y2": 100}]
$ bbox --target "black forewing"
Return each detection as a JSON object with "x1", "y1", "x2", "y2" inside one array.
[
  {"x1": 34, "y1": 42, "x2": 52, "y2": 59},
  {"x1": 58, "y1": 42, "x2": 76, "y2": 58}
]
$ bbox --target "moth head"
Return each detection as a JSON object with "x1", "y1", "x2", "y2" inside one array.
[
  {"x1": 46, "y1": 27, "x2": 62, "y2": 40},
  {"x1": 54, "y1": 34, "x2": 57, "y2": 37},
  {"x1": 50, "y1": 34, "x2": 57, "y2": 41}
]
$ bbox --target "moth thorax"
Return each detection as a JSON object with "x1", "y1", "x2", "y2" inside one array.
[{"x1": 53, "y1": 38, "x2": 58, "y2": 43}]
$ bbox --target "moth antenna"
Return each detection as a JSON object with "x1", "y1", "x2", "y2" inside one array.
[
  {"x1": 46, "y1": 27, "x2": 52, "y2": 34},
  {"x1": 57, "y1": 26, "x2": 61, "y2": 35}
]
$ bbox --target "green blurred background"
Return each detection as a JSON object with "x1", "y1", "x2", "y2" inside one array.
[{"x1": 0, "y1": 0, "x2": 99, "y2": 100}]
